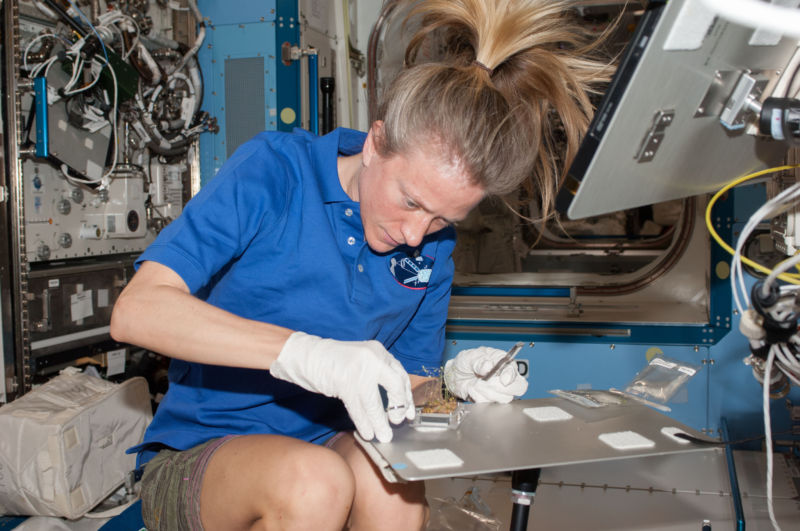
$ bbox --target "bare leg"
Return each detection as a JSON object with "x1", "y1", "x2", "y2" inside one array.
[
  {"x1": 329, "y1": 433, "x2": 428, "y2": 531},
  {"x1": 199, "y1": 434, "x2": 356, "y2": 530}
]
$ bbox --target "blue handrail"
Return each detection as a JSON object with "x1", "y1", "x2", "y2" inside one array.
[
  {"x1": 721, "y1": 417, "x2": 746, "y2": 531},
  {"x1": 308, "y1": 52, "x2": 318, "y2": 135},
  {"x1": 34, "y1": 76, "x2": 49, "y2": 158}
]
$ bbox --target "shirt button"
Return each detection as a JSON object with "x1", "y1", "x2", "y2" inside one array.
[
  {"x1": 345, "y1": 208, "x2": 353, "y2": 217},
  {"x1": 358, "y1": 264, "x2": 364, "y2": 272},
  {"x1": 347, "y1": 236, "x2": 356, "y2": 245}
]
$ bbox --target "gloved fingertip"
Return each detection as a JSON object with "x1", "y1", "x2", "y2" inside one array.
[
  {"x1": 494, "y1": 393, "x2": 514, "y2": 404},
  {"x1": 356, "y1": 425, "x2": 374, "y2": 442},
  {"x1": 470, "y1": 380, "x2": 515, "y2": 403},
  {"x1": 387, "y1": 406, "x2": 407, "y2": 425},
  {"x1": 376, "y1": 427, "x2": 393, "y2": 443},
  {"x1": 468, "y1": 390, "x2": 489, "y2": 403}
]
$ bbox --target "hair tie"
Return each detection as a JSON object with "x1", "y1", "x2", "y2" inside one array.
[{"x1": 472, "y1": 60, "x2": 494, "y2": 76}]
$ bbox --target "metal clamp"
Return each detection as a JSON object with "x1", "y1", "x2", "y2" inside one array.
[{"x1": 635, "y1": 110, "x2": 674, "y2": 163}]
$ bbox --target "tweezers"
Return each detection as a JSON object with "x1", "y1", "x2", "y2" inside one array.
[{"x1": 480, "y1": 342, "x2": 524, "y2": 380}]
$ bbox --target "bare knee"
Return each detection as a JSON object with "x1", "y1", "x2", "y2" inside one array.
[
  {"x1": 201, "y1": 436, "x2": 356, "y2": 531},
  {"x1": 250, "y1": 445, "x2": 356, "y2": 530},
  {"x1": 283, "y1": 445, "x2": 356, "y2": 517}
]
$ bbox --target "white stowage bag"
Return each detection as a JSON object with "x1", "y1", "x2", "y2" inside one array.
[{"x1": 0, "y1": 369, "x2": 152, "y2": 519}]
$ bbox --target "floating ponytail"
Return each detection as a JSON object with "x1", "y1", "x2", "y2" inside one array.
[{"x1": 377, "y1": 0, "x2": 613, "y2": 221}]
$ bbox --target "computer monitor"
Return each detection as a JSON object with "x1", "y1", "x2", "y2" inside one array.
[{"x1": 557, "y1": 0, "x2": 800, "y2": 220}]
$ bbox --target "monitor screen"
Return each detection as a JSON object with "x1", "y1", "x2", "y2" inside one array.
[{"x1": 557, "y1": 0, "x2": 799, "y2": 220}]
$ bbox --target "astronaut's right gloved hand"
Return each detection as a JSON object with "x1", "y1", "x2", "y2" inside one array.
[
  {"x1": 269, "y1": 331, "x2": 415, "y2": 443},
  {"x1": 443, "y1": 346, "x2": 528, "y2": 403}
]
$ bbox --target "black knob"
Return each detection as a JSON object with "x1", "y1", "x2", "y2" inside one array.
[
  {"x1": 759, "y1": 97, "x2": 800, "y2": 145},
  {"x1": 321, "y1": 77, "x2": 335, "y2": 135}
]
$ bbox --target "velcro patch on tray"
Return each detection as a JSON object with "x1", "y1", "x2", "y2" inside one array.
[
  {"x1": 523, "y1": 406, "x2": 573, "y2": 422},
  {"x1": 405, "y1": 448, "x2": 464, "y2": 470},
  {"x1": 598, "y1": 430, "x2": 655, "y2": 450},
  {"x1": 660, "y1": 426, "x2": 691, "y2": 444}
]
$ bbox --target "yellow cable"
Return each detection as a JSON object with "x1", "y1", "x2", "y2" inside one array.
[{"x1": 705, "y1": 164, "x2": 800, "y2": 284}]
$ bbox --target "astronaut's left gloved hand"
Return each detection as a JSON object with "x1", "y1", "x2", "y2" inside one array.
[{"x1": 443, "y1": 346, "x2": 528, "y2": 403}]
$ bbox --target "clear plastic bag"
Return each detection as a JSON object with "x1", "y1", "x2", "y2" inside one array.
[
  {"x1": 548, "y1": 389, "x2": 625, "y2": 408},
  {"x1": 623, "y1": 356, "x2": 700, "y2": 404},
  {"x1": 426, "y1": 486, "x2": 501, "y2": 531}
]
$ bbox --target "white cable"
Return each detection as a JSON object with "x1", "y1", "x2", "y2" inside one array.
[
  {"x1": 100, "y1": 55, "x2": 119, "y2": 185},
  {"x1": 30, "y1": 55, "x2": 58, "y2": 79},
  {"x1": 165, "y1": 71, "x2": 196, "y2": 131},
  {"x1": 776, "y1": 362, "x2": 800, "y2": 386},
  {"x1": 61, "y1": 164, "x2": 88, "y2": 188},
  {"x1": 167, "y1": 1, "x2": 190, "y2": 11},
  {"x1": 147, "y1": 85, "x2": 164, "y2": 114},
  {"x1": 731, "y1": 255, "x2": 746, "y2": 315},
  {"x1": 763, "y1": 288, "x2": 800, "y2": 321},
  {"x1": 123, "y1": 26, "x2": 141, "y2": 60},
  {"x1": 764, "y1": 252, "x2": 800, "y2": 295},
  {"x1": 172, "y1": 0, "x2": 205, "y2": 74},
  {"x1": 23, "y1": 33, "x2": 58, "y2": 71},
  {"x1": 785, "y1": 335, "x2": 800, "y2": 355},
  {"x1": 732, "y1": 196, "x2": 776, "y2": 310},
  {"x1": 763, "y1": 345, "x2": 782, "y2": 531},
  {"x1": 98, "y1": 11, "x2": 141, "y2": 60},
  {"x1": 779, "y1": 341, "x2": 800, "y2": 371},
  {"x1": 732, "y1": 208, "x2": 761, "y2": 312},
  {"x1": 64, "y1": 55, "x2": 80, "y2": 90},
  {"x1": 183, "y1": 123, "x2": 206, "y2": 136},
  {"x1": 187, "y1": 62, "x2": 203, "y2": 113},
  {"x1": 776, "y1": 343, "x2": 800, "y2": 372},
  {"x1": 31, "y1": 0, "x2": 58, "y2": 19},
  {"x1": 732, "y1": 181, "x2": 800, "y2": 312},
  {"x1": 168, "y1": 72, "x2": 194, "y2": 94},
  {"x1": 62, "y1": 63, "x2": 104, "y2": 95},
  {"x1": 700, "y1": 0, "x2": 800, "y2": 39},
  {"x1": 64, "y1": 54, "x2": 85, "y2": 93},
  {"x1": 41, "y1": 56, "x2": 59, "y2": 79},
  {"x1": 107, "y1": 24, "x2": 126, "y2": 58}
]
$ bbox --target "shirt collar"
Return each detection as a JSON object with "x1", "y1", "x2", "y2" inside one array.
[{"x1": 310, "y1": 127, "x2": 367, "y2": 204}]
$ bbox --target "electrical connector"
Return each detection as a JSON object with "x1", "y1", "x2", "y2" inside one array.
[{"x1": 739, "y1": 308, "x2": 766, "y2": 340}]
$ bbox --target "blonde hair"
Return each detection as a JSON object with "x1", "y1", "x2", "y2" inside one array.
[{"x1": 375, "y1": 0, "x2": 612, "y2": 220}]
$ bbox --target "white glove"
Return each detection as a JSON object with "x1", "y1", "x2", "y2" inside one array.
[
  {"x1": 443, "y1": 346, "x2": 528, "y2": 403},
  {"x1": 270, "y1": 331, "x2": 415, "y2": 442}
]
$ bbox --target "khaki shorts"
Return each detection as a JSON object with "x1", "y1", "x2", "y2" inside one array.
[
  {"x1": 139, "y1": 432, "x2": 342, "y2": 530},
  {"x1": 139, "y1": 435, "x2": 237, "y2": 531}
]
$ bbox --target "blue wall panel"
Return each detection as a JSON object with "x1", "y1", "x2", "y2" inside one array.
[
  {"x1": 198, "y1": 0, "x2": 299, "y2": 186},
  {"x1": 199, "y1": 1, "x2": 276, "y2": 26}
]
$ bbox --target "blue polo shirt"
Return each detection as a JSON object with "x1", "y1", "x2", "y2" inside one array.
[{"x1": 131, "y1": 128, "x2": 456, "y2": 464}]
